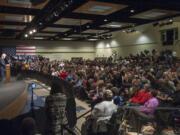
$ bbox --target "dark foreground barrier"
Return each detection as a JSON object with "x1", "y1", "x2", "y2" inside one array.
[{"x1": 21, "y1": 70, "x2": 77, "y2": 128}]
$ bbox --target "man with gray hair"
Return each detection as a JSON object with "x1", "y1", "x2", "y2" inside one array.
[{"x1": 0, "y1": 53, "x2": 7, "y2": 81}]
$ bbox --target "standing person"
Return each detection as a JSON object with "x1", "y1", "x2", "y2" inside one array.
[
  {"x1": 45, "y1": 79, "x2": 67, "y2": 135},
  {"x1": 0, "y1": 53, "x2": 7, "y2": 81}
]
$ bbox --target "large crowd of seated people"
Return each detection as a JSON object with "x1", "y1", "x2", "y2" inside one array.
[{"x1": 10, "y1": 49, "x2": 180, "y2": 134}]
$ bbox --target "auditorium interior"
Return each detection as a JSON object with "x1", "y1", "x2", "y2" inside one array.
[{"x1": 0, "y1": 0, "x2": 180, "y2": 135}]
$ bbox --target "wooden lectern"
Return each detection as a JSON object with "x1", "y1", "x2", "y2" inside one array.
[{"x1": 6, "y1": 64, "x2": 11, "y2": 83}]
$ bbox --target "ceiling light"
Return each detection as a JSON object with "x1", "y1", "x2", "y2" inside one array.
[
  {"x1": 106, "y1": 44, "x2": 110, "y2": 47},
  {"x1": 24, "y1": 34, "x2": 28, "y2": 38},
  {"x1": 86, "y1": 25, "x2": 90, "y2": 28},
  {"x1": 34, "y1": 37, "x2": 44, "y2": 40},
  {"x1": 39, "y1": 22, "x2": 43, "y2": 25},
  {"x1": 32, "y1": 29, "x2": 37, "y2": 33},
  {"x1": 109, "y1": 24, "x2": 122, "y2": 28},
  {"x1": 169, "y1": 19, "x2": 173, "y2": 22},
  {"x1": 88, "y1": 39, "x2": 98, "y2": 41},
  {"x1": 130, "y1": 9, "x2": 135, "y2": 13},
  {"x1": 29, "y1": 31, "x2": 33, "y2": 35},
  {"x1": 62, "y1": 38, "x2": 73, "y2": 40},
  {"x1": 104, "y1": 19, "x2": 108, "y2": 22}
]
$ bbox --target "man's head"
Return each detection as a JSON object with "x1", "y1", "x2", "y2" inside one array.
[
  {"x1": 151, "y1": 90, "x2": 158, "y2": 97},
  {"x1": 176, "y1": 83, "x2": 180, "y2": 91},
  {"x1": 1, "y1": 53, "x2": 6, "y2": 59},
  {"x1": 103, "y1": 89, "x2": 113, "y2": 101},
  {"x1": 143, "y1": 83, "x2": 150, "y2": 91},
  {"x1": 21, "y1": 117, "x2": 36, "y2": 135}
]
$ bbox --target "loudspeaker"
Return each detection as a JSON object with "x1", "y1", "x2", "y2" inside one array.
[{"x1": 30, "y1": 0, "x2": 47, "y2": 6}]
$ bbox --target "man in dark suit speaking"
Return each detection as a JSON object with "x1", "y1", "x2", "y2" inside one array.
[{"x1": 0, "y1": 53, "x2": 7, "y2": 81}]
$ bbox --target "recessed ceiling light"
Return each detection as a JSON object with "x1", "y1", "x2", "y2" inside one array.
[
  {"x1": 32, "y1": 29, "x2": 37, "y2": 33},
  {"x1": 34, "y1": 37, "x2": 44, "y2": 40},
  {"x1": 88, "y1": 39, "x2": 98, "y2": 41},
  {"x1": 62, "y1": 38, "x2": 73, "y2": 40},
  {"x1": 109, "y1": 24, "x2": 122, "y2": 28},
  {"x1": 104, "y1": 19, "x2": 108, "y2": 22},
  {"x1": 24, "y1": 34, "x2": 28, "y2": 38},
  {"x1": 39, "y1": 22, "x2": 43, "y2": 25},
  {"x1": 130, "y1": 9, "x2": 135, "y2": 13},
  {"x1": 29, "y1": 31, "x2": 33, "y2": 35},
  {"x1": 86, "y1": 25, "x2": 90, "y2": 28},
  {"x1": 169, "y1": 19, "x2": 173, "y2": 22}
]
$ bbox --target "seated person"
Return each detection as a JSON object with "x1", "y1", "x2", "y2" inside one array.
[
  {"x1": 171, "y1": 82, "x2": 180, "y2": 107},
  {"x1": 21, "y1": 117, "x2": 37, "y2": 135},
  {"x1": 139, "y1": 90, "x2": 159, "y2": 115},
  {"x1": 89, "y1": 90, "x2": 117, "y2": 135},
  {"x1": 113, "y1": 90, "x2": 125, "y2": 107},
  {"x1": 129, "y1": 83, "x2": 152, "y2": 105},
  {"x1": 129, "y1": 90, "x2": 159, "y2": 130},
  {"x1": 88, "y1": 80, "x2": 105, "y2": 107},
  {"x1": 157, "y1": 82, "x2": 180, "y2": 107}
]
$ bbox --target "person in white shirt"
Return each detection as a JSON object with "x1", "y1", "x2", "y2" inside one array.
[{"x1": 91, "y1": 89, "x2": 117, "y2": 134}]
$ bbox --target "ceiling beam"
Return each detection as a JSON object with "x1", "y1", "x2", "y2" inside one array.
[
  {"x1": 0, "y1": 21, "x2": 28, "y2": 26},
  {"x1": 0, "y1": 6, "x2": 41, "y2": 15}
]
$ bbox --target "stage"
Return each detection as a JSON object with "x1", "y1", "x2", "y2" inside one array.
[{"x1": 0, "y1": 79, "x2": 27, "y2": 119}]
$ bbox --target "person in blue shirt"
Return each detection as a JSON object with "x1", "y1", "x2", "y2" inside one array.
[{"x1": 112, "y1": 88, "x2": 125, "y2": 106}]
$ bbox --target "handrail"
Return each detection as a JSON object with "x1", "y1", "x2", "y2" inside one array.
[
  {"x1": 61, "y1": 124, "x2": 77, "y2": 135},
  {"x1": 76, "y1": 109, "x2": 92, "y2": 120}
]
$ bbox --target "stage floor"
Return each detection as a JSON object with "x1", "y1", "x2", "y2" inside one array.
[{"x1": 0, "y1": 79, "x2": 27, "y2": 119}]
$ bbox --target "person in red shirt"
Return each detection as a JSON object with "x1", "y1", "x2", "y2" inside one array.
[
  {"x1": 59, "y1": 69, "x2": 68, "y2": 80},
  {"x1": 129, "y1": 83, "x2": 152, "y2": 105}
]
